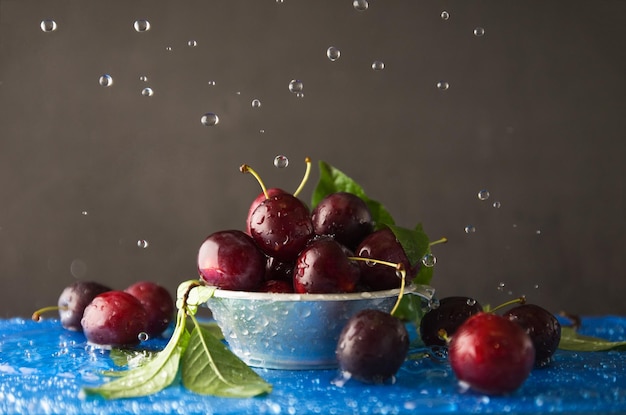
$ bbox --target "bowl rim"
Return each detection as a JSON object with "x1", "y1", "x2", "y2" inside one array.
[{"x1": 205, "y1": 283, "x2": 434, "y2": 302}]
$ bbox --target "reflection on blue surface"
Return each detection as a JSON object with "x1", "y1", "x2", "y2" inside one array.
[{"x1": 1, "y1": 317, "x2": 625, "y2": 414}]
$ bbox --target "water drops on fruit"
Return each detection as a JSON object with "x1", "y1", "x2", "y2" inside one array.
[
  {"x1": 353, "y1": 0, "x2": 369, "y2": 11},
  {"x1": 436, "y1": 81, "x2": 449, "y2": 91},
  {"x1": 288, "y1": 79, "x2": 303, "y2": 93},
  {"x1": 440, "y1": 11, "x2": 450, "y2": 20},
  {"x1": 137, "y1": 239, "x2": 149, "y2": 249},
  {"x1": 40, "y1": 19, "x2": 57, "y2": 32},
  {"x1": 133, "y1": 19, "x2": 151, "y2": 32},
  {"x1": 477, "y1": 189, "x2": 490, "y2": 200},
  {"x1": 137, "y1": 332, "x2": 150, "y2": 342},
  {"x1": 251, "y1": 99, "x2": 262, "y2": 108},
  {"x1": 141, "y1": 87, "x2": 154, "y2": 97},
  {"x1": 273, "y1": 155, "x2": 289, "y2": 169},
  {"x1": 98, "y1": 74, "x2": 113, "y2": 87},
  {"x1": 371, "y1": 60, "x2": 385, "y2": 71},
  {"x1": 326, "y1": 46, "x2": 341, "y2": 61},
  {"x1": 201, "y1": 112, "x2": 219, "y2": 126},
  {"x1": 474, "y1": 27, "x2": 485, "y2": 37},
  {"x1": 464, "y1": 225, "x2": 476, "y2": 234}
]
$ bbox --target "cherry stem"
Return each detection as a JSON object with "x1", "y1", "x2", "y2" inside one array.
[
  {"x1": 437, "y1": 328, "x2": 450, "y2": 344},
  {"x1": 348, "y1": 257, "x2": 406, "y2": 317},
  {"x1": 489, "y1": 295, "x2": 526, "y2": 314},
  {"x1": 292, "y1": 157, "x2": 311, "y2": 197},
  {"x1": 429, "y1": 237, "x2": 448, "y2": 247},
  {"x1": 31, "y1": 305, "x2": 67, "y2": 322},
  {"x1": 240, "y1": 164, "x2": 269, "y2": 199}
]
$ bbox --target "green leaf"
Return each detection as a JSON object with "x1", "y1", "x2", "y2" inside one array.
[
  {"x1": 197, "y1": 321, "x2": 225, "y2": 341},
  {"x1": 558, "y1": 326, "x2": 626, "y2": 351},
  {"x1": 312, "y1": 161, "x2": 395, "y2": 228},
  {"x1": 181, "y1": 324, "x2": 272, "y2": 398},
  {"x1": 83, "y1": 309, "x2": 190, "y2": 399},
  {"x1": 386, "y1": 223, "x2": 433, "y2": 285},
  {"x1": 108, "y1": 349, "x2": 158, "y2": 370},
  {"x1": 176, "y1": 281, "x2": 216, "y2": 315}
]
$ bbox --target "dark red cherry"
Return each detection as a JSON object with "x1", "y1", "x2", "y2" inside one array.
[
  {"x1": 449, "y1": 312, "x2": 535, "y2": 395},
  {"x1": 197, "y1": 230, "x2": 266, "y2": 291},
  {"x1": 293, "y1": 237, "x2": 360, "y2": 294},
  {"x1": 336, "y1": 309, "x2": 409, "y2": 383},
  {"x1": 81, "y1": 290, "x2": 148, "y2": 347},
  {"x1": 57, "y1": 281, "x2": 112, "y2": 331},
  {"x1": 258, "y1": 279, "x2": 294, "y2": 293},
  {"x1": 503, "y1": 304, "x2": 561, "y2": 367},
  {"x1": 356, "y1": 228, "x2": 411, "y2": 291},
  {"x1": 311, "y1": 191, "x2": 373, "y2": 250},
  {"x1": 125, "y1": 281, "x2": 175, "y2": 337},
  {"x1": 249, "y1": 193, "x2": 314, "y2": 262},
  {"x1": 419, "y1": 296, "x2": 483, "y2": 347},
  {"x1": 245, "y1": 188, "x2": 288, "y2": 235}
]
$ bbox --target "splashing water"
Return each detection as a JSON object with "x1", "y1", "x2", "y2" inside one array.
[
  {"x1": 464, "y1": 225, "x2": 476, "y2": 234},
  {"x1": 440, "y1": 11, "x2": 450, "y2": 20},
  {"x1": 137, "y1": 240, "x2": 149, "y2": 249}
]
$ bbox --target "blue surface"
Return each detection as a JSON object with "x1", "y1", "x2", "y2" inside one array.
[{"x1": 1, "y1": 316, "x2": 625, "y2": 414}]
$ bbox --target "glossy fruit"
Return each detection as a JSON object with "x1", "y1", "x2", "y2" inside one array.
[
  {"x1": 504, "y1": 304, "x2": 561, "y2": 367},
  {"x1": 264, "y1": 256, "x2": 295, "y2": 282},
  {"x1": 198, "y1": 230, "x2": 266, "y2": 291},
  {"x1": 449, "y1": 312, "x2": 535, "y2": 395},
  {"x1": 356, "y1": 228, "x2": 412, "y2": 291},
  {"x1": 311, "y1": 191, "x2": 373, "y2": 250},
  {"x1": 293, "y1": 237, "x2": 360, "y2": 294},
  {"x1": 124, "y1": 281, "x2": 175, "y2": 337},
  {"x1": 249, "y1": 193, "x2": 314, "y2": 262},
  {"x1": 57, "y1": 281, "x2": 112, "y2": 331},
  {"x1": 419, "y1": 296, "x2": 483, "y2": 347},
  {"x1": 336, "y1": 309, "x2": 409, "y2": 383},
  {"x1": 258, "y1": 279, "x2": 294, "y2": 293},
  {"x1": 245, "y1": 188, "x2": 288, "y2": 235},
  {"x1": 81, "y1": 290, "x2": 148, "y2": 347}
]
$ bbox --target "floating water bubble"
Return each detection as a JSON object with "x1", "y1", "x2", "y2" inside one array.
[
  {"x1": 422, "y1": 253, "x2": 437, "y2": 267},
  {"x1": 201, "y1": 112, "x2": 219, "y2": 126},
  {"x1": 133, "y1": 19, "x2": 151, "y2": 32},
  {"x1": 40, "y1": 19, "x2": 57, "y2": 32},
  {"x1": 464, "y1": 225, "x2": 476, "y2": 234},
  {"x1": 296, "y1": 92, "x2": 305, "y2": 98},
  {"x1": 259, "y1": 129, "x2": 265, "y2": 134},
  {"x1": 440, "y1": 11, "x2": 450, "y2": 20},
  {"x1": 165, "y1": 46, "x2": 172, "y2": 52},
  {"x1": 534, "y1": 284, "x2": 540, "y2": 289},
  {"x1": 98, "y1": 74, "x2": 113, "y2": 87},
  {"x1": 81, "y1": 211, "x2": 89, "y2": 216},
  {"x1": 497, "y1": 282, "x2": 506, "y2": 291},
  {"x1": 207, "y1": 80, "x2": 216, "y2": 86},
  {"x1": 371, "y1": 60, "x2": 385, "y2": 71},
  {"x1": 466, "y1": 298, "x2": 476, "y2": 306},
  {"x1": 274, "y1": 155, "x2": 289, "y2": 169},
  {"x1": 141, "y1": 87, "x2": 154, "y2": 97},
  {"x1": 251, "y1": 99, "x2": 261, "y2": 108},
  {"x1": 276, "y1": 0, "x2": 284, "y2": 3},
  {"x1": 139, "y1": 75, "x2": 148, "y2": 82},
  {"x1": 492, "y1": 201, "x2": 501, "y2": 208},
  {"x1": 70, "y1": 259, "x2": 87, "y2": 279},
  {"x1": 138, "y1": 332, "x2": 150, "y2": 342},
  {"x1": 536, "y1": 229, "x2": 542, "y2": 235},
  {"x1": 326, "y1": 46, "x2": 341, "y2": 61},
  {"x1": 473, "y1": 27, "x2": 485, "y2": 37},
  {"x1": 437, "y1": 81, "x2": 450, "y2": 91},
  {"x1": 353, "y1": 0, "x2": 369, "y2": 11},
  {"x1": 477, "y1": 189, "x2": 490, "y2": 200},
  {"x1": 288, "y1": 79, "x2": 303, "y2": 93},
  {"x1": 187, "y1": 40, "x2": 197, "y2": 47},
  {"x1": 137, "y1": 239, "x2": 149, "y2": 248}
]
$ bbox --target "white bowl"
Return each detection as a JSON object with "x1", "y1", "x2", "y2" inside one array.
[{"x1": 204, "y1": 284, "x2": 435, "y2": 369}]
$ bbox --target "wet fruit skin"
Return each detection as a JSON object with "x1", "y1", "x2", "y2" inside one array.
[
  {"x1": 197, "y1": 230, "x2": 267, "y2": 291},
  {"x1": 336, "y1": 309, "x2": 409, "y2": 383},
  {"x1": 503, "y1": 304, "x2": 561, "y2": 367},
  {"x1": 57, "y1": 281, "x2": 112, "y2": 331},
  {"x1": 449, "y1": 312, "x2": 535, "y2": 395},
  {"x1": 356, "y1": 228, "x2": 412, "y2": 291},
  {"x1": 124, "y1": 281, "x2": 175, "y2": 337},
  {"x1": 81, "y1": 290, "x2": 148, "y2": 347},
  {"x1": 245, "y1": 188, "x2": 287, "y2": 235},
  {"x1": 293, "y1": 237, "x2": 361, "y2": 294},
  {"x1": 419, "y1": 296, "x2": 483, "y2": 347}
]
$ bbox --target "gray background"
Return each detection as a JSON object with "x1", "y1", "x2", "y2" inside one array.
[{"x1": 1, "y1": 0, "x2": 624, "y2": 318}]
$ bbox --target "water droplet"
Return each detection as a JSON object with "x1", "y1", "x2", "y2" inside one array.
[
  {"x1": 139, "y1": 75, "x2": 148, "y2": 82},
  {"x1": 81, "y1": 211, "x2": 89, "y2": 216},
  {"x1": 477, "y1": 189, "x2": 490, "y2": 200},
  {"x1": 251, "y1": 99, "x2": 261, "y2": 108},
  {"x1": 276, "y1": 0, "x2": 284, "y2": 3},
  {"x1": 497, "y1": 282, "x2": 506, "y2": 291},
  {"x1": 296, "y1": 92, "x2": 305, "y2": 98},
  {"x1": 138, "y1": 332, "x2": 149, "y2": 342},
  {"x1": 466, "y1": 298, "x2": 476, "y2": 306},
  {"x1": 259, "y1": 129, "x2": 265, "y2": 134},
  {"x1": 326, "y1": 46, "x2": 341, "y2": 61},
  {"x1": 437, "y1": 81, "x2": 452, "y2": 92},
  {"x1": 440, "y1": 11, "x2": 450, "y2": 20},
  {"x1": 274, "y1": 155, "x2": 289, "y2": 168},
  {"x1": 353, "y1": 0, "x2": 369, "y2": 11},
  {"x1": 137, "y1": 239, "x2": 149, "y2": 248},
  {"x1": 422, "y1": 253, "x2": 437, "y2": 267},
  {"x1": 40, "y1": 19, "x2": 57, "y2": 32},
  {"x1": 201, "y1": 112, "x2": 219, "y2": 126},
  {"x1": 188, "y1": 40, "x2": 197, "y2": 47},
  {"x1": 474, "y1": 27, "x2": 485, "y2": 37},
  {"x1": 534, "y1": 284, "x2": 540, "y2": 289},
  {"x1": 371, "y1": 60, "x2": 385, "y2": 71},
  {"x1": 99, "y1": 74, "x2": 113, "y2": 87},
  {"x1": 70, "y1": 259, "x2": 87, "y2": 279},
  {"x1": 536, "y1": 229, "x2": 542, "y2": 235},
  {"x1": 133, "y1": 19, "x2": 151, "y2": 32},
  {"x1": 207, "y1": 80, "x2": 216, "y2": 86},
  {"x1": 492, "y1": 201, "x2": 501, "y2": 208},
  {"x1": 141, "y1": 87, "x2": 154, "y2": 97},
  {"x1": 464, "y1": 225, "x2": 476, "y2": 234},
  {"x1": 288, "y1": 79, "x2": 303, "y2": 93}
]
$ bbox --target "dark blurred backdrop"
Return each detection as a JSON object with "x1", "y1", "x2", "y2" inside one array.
[{"x1": 1, "y1": 0, "x2": 625, "y2": 317}]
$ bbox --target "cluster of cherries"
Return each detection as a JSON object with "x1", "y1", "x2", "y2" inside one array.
[{"x1": 32, "y1": 280, "x2": 175, "y2": 348}]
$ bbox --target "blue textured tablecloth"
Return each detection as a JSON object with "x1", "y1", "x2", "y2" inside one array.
[{"x1": 1, "y1": 316, "x2": 625, "y2": 414}]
